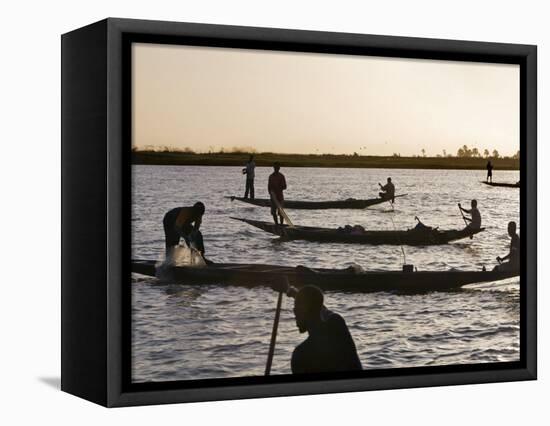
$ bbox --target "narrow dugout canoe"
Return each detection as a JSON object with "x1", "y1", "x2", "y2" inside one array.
[
  {"x1": 481, "y1": 181, "x2": 520, "y2": 188},
  {"x1": 232, "y1": 217, "x2": 484, "y2": 245},
  {"x1": 226, "y1": 194, "x2": 406, "y2": 209},
  {"x1": 131, "y1": 260, "x2": 518, "y2": 293}
]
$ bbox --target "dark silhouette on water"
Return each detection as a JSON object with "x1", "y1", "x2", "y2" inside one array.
[
  {"x1": 482, "y1": 181, "x2": 520, "y2": 188},
  {"x1": 458, "y1": 199, "x2": 482, "y2": 230},
  {"x1": 494, "y1": 221, "x2": 520, "y2": 272},
  {"x1": 378, "y1": 177, "x2": 395, "y2": 202},
  {"x1": 163, "y1": 202, "x2": 206, "y2": 258},
  {"x1": 232, "y1": 216, "x2": 484, "y2": 245},
  {"x1": 486, "y1": 160, "x2": 493, "y2": 183},
  {"x1": 289, "y1": 285, "x2": 362, "y2": 374},
  {"x1": 268, "y1": 163, "x2": 287, "y2": 225},
  {"x1": 242, "y1": 154, "x2": 256, "y2": 199}
]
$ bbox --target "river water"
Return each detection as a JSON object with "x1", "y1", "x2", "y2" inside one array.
[{"x1": 131, "y1": 165, "x2": 520, "y2": 382}]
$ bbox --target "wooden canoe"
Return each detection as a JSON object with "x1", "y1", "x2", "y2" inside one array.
[
  {"x1": 232, "y1": 217, "x2": 485, "y2": 246},
  {"x1": 226, "y1": 194, "x2": 406, "y2": 209},
  {"x1": 482, "y1": 181, "x2": 520, "y2": 188},
  {"x1": 131, "y1": 260, "x2": 518, "y2": 293}
]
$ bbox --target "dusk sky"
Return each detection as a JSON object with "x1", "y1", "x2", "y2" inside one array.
[{"x1": 132, "y1": 43, "x2": 519, "y2": 157}]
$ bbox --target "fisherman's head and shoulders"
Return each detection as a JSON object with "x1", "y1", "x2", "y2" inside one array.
[
  {"x1": 459, "y1": 199, "x2": 479, "y2": 214},
  {"x1": 291, "y1": 285, "x2": 361, "y2": 374},
  {"x1": 164, "y1": 202, "x2": 205, "y2": 223},
  {"x1": 508, "y1": 220, "x2": 519, "y2": 245},
  {"x1": 270, "y1": 162, "x2": 283, "y2": 177},
  {"x1": 379, "y1": 177, "x2": 395, "y2": 191}
]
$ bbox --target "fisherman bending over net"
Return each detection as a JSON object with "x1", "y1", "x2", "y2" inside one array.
[{"x1": 163, "y1": 202, "x2": 209, "y2": 262}]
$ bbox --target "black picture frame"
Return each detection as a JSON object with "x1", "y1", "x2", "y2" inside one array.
[{"x1": 61, "y1": 17, "x2": 537, "y2": 407}]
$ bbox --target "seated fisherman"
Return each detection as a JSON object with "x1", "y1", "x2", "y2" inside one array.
[
  {"x1": 413, "y1": 216, "x2": 433, "y2": 231},
  {"x1": 378, "y1": 177, "x2": 395, "y2": 201},
  {"x1": 282, "y1": 284, "x2": 362, "y2": 374},
  {"x1": 494, "y1": 221, "x2": 520, "y2": 271},
  {"x1": 458, "y1": 199, "x2": 481, "y2": 230},
  {"x1": 162, "y1": 202, "x2": 206, "y2": 258}
]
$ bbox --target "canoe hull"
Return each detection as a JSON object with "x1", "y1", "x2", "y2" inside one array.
[
  {"x1": 228, "y1": 195, "x2": 404, "y2": 209},
  {"x1": 233, "y1": 218, "x2": 484, "y2": 245},
  {"x1": 482, "y1": 181, "x2": 520, "y2": 188},
  {"x1": 131, "y1": 260, "x2": 518, "y2": 293}
]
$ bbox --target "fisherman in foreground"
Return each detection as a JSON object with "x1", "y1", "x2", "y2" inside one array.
[
  {"x1": 268, "y1": 162, "x2": 287, "y2": 225},
  {"x1": 290, "y1": 285, "x2": 362, "y2": 374},
  {"x1": 494, "y1": 221, "x2": 520, "y2": 271},
  {"x1": 163, "y1": 202, "x2": 206, "y2": 259},
  {"x1": 378, "y1": 177, "x2": 395, "y2": 202},
  {"x1": 242, "y1": 154, "x2": 256, "y2": 199},
  {"x1": 459, "y1": 199, "x2": 482, "y2": 230}
]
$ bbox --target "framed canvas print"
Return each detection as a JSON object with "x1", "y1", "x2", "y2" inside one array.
[{"x1": 61, "y1": 18, "x2": 537, "y2": 407}]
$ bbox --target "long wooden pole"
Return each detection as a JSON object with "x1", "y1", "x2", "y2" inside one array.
[
  {"x1": 265, "y1": 290, "x2": 284, "y2": 376},
  {"x1": 270, "y1": 191, "x2": 294, "y2": 227}
]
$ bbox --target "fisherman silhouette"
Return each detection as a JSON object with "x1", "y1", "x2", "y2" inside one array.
[
  {"x1": 268, "y1": 163, "x2": 287, "y2": 225},
  {"x1": 494, "y1": 221, "x2": 520, "y2": 271},
  {"x1": 242, "y1": 154, "x2": 256, "y2": 199},
  {"x1": 459, "y1": 199, "x2": 481, "y2": 230},
  {"x1": 162, "y1": 202, "x2": 206, "y2": 259},
  {"x1": 378, "y1": 177, "x2": 395, "y2": 202},
  {"x1": 486, "y1": 160, "x2": 494, "y2": 183},
  {"x1": 290, "y1": 285, "x2": 362, "y2": 374}
]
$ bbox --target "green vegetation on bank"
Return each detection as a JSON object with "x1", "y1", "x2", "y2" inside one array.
[{"x1": 132, "y1": 150, "x2": 519, "y2": 170}]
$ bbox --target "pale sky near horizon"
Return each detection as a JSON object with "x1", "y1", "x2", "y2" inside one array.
[{"x1": 132, "y1": 43, "x2": 519, "y2": 157}]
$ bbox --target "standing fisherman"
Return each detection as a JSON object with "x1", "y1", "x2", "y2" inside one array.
[
  {"x1": 242, "y1": 154, "x2": 256, "y2": 199},
  {"x1": 268, "y1": 163, "x2": 287, "y2": 225},
  {"x1": 486, "y1": 160, "x2": 494, "y2": 183}
]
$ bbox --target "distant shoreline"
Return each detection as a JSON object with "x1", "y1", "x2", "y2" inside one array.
[{"x1": 131, "y1": 151, "x2": 520, "y2": 170}]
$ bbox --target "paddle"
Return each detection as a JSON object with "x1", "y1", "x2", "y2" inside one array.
[
  {"x1": 270, "y1": 191, "x2": 294, "y2": 227},
  {"x1": 265, "y1": 278, "x2": 286, "y2": 376}
]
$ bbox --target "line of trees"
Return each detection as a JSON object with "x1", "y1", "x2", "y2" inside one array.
[
  {"x1": 416, "y1": 145, "x2": 519, "y2": 160},
  {"x1": 131, "y1": 144, "x2": 519, "y2": 160},
  {"x1": 132, "y1": 145, "x2": 258, "y2": 154},
  {"x1": 456, "y1": 145, "x2": 519, "y2": 159}
]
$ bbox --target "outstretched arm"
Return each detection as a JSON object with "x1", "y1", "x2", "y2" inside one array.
[
  {"x1": 498, "y1": 253, "x2": 510, "y2": 262},
  {"x1": 498, "y1": 246, "x2": 518, "y2": 263}
]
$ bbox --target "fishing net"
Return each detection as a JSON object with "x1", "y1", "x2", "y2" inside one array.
[{"x1": 169, "y1": 243, "x2": 206, "y2": 267}]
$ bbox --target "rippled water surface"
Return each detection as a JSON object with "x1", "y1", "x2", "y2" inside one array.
[{"x1": 132, "y1": 165, "x2": 520, "y2": 382}]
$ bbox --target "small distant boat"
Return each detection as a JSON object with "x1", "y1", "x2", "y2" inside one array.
[
  {"x1": 131, "y1": 260, "x2": 518, "y2": 293},
  {"x1": 226, "y1": 194, "x2": 407, "y2": 210},
  {"x1": 232, "y1": 217, "x2": 484, "y2": 245},
  {"x1": 482, "y1": 181, "x2": 520, "y2": 188}
]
